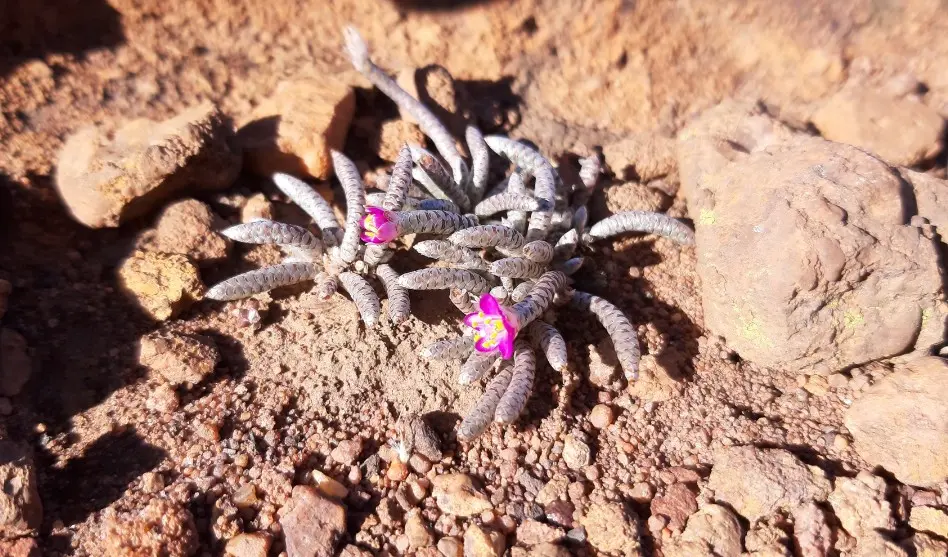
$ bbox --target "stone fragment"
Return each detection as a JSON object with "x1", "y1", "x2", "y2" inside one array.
[
  {"x1": 101, "y1": 497, "x2": 198, "y2": 557},
  {"x1": 828, "y1": 472, "x2": 894, "y2": 541},
  {"x1": 536, "y1": 475, "x2": 569, "y2": 506},
  {"x1": 706, "y1": 446, "x2": 832, "y2": 522},
  {"x1": 406, "y1": 511, "x2": 434, "y2": 548},
  {"x1": 437, "y1": 536, "x2": 463, "y2": 557},
  {"x1": 139, "y1": 330, "x2": 219, "y2": 387},
  {"x1": 901, "y1": 169, "x2": 948, "y2": 240},
  {"x1": 908, "y1": 532, "x2": 948, "y2": 557},
  {"x1": 117, "y1": 251, "x2": 205, "y2": 321},
  {"x1": 845, "y1": 357, "x2": 948, "y2": 486},
  {"x1": 311, "y1": 470, "x2": 348, "y2": 499},
  {"x1": 589, "y1": 404, "x2": 614, "y2": 429},
  {"x1": 463, "y1": 524, "x2": 506, "y2": 557},
  {"x1": 792, "y1": 501, "x2": 833, "y2": 557},
  {"x1": 674, "y1": 503, "x2": 743, "y2": 557},
  {"x1": 432, "y1": 474, "x2": 492, "y2": 517},
  {"x1": 562, "y1": 433, "x2": 591, "y2": 470},
  {"x1": 812, "y1": 88, "x2": 944, "y2": 166},
  {"x1": 137, "y1": 199, "x2": 230, "y2": 265},
  {"x1": 0, "y1": 441, "x2": 42, "y2": 538},
  {"x1": 396, "y1": 413, "x2": 443, "y2": 462},
  {"x1": 241, "y1": 193, "x2": 274, "y2": 223},
  {"x1": 910, "y1": 506, "x2": 948, "y2": 539},
  {"x1": 578, "y1": 501, "x2": 642, "y2": 555},
  {"x1": 224, "y1": 532, "x2": 272, "y2": 557},
  {"x1": 0, "y1": 328, "x2": 32, "y2": 397},
  {"x1": 678, "y1": 101, "x2": 944, "y2": 372},
  {"x1": 330, "y1": 438, "x2": 363, "y2": 466},
  {"x1": 396, "y1": 66, "x2": 463, "y2": 135},
  {"x1": 278, "y1": 485, "x2": 347, "y2": 557},
  {"x1": 650, "y1": 483, "x2": 697, "y2": 531},
  {"x1": 239, "y1": 78, "x2": 355, "y2": 180},
  {"x1": 516, "y1": 519, "x2": 565, "y2": 546},
  {"x1": 0, "y1": 537, "x2": 41, "y2": 557},
  {"x1": 56, "y1": 103, "x2": 240, "y2": 228}
]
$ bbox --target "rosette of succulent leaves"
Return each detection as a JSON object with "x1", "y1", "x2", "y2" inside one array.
[{"x1": 206, "y1": 26, "x2": 695, "y2": 442}]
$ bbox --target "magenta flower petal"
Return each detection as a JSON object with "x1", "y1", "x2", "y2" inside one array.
[
  {"x1": 376, "y1": 222, "x2": 398, "y2": 243},
  {"x1": 497, "y1": 336, "x2": 515, "y2": 359},
  {"x1": 360, "y1": 206, "x2": 396, "y2": 244}
]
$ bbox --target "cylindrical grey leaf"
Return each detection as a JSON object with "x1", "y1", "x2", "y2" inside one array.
[
  {"x1": 494, "y1": 338, "x2": 536, "y2": 423},
  {"x1": 569, "y1": 290, "x2": 640, "y2": 380},
  {"x1": 489, "y1": 257, "x2": 546, "y2": 279},
  {"x1": 466, "y1": 126, "x2": 490, "y2": 203},
  {"x1": 272, "y1": 173, "x2": 342, "y2": 246},
  {"x1": 474, "y1": 192, "x2": 539, "y2": 217},
  {"x1": 522, "y1": 240, "x2": 554, "y2": 263},
  {"x1": 586, "y1": 211, "x2": 696, "y2": 245},
  {"x1": 448, "y1": 225, "x2": 525, "y2": 250},
  {"x1": 511, "y1": 271, "x2": 568, "y2": 327},
  {"x1": 414, "y1": 240, "x2": 487, "y2": 270},
  {"x1": 397, "y1": 268, "x2": 490, "y2": 294},
  {"x1": 528, "y1": 321, "x2": 568, "y2": 372},
  {"x1": 421, "y1": 335, "x2": 474, "y2": 360},
  {"x1": 206, "y1": 262, "x2": 317, "y2": 301},
  {"x1": 338, "y1": 271, "x2": 380, "y2": 327},
  {"x1": 376, "y1": 264, "x2": 410, "y2": 325},
  {"x1": 382, "y1": 144, "x2": 414, "y2": 211},
  {"x1": 457, "y1": 362, "x2": 513, "y2": 442},
  {"x1": 331, "y1": 150, "x2": 367, "y2": 263}
]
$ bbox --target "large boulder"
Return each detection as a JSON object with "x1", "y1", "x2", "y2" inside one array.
[
  {"x1": 845, "y1": 356, "x2": 948, "y2": 487},
  {"x1": 678, "y1": 101, "x2": 945, "y2": 373}
]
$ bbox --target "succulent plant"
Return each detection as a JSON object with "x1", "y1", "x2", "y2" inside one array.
[{"x1": 207, "y1": 25, "x2": 695, "y2": 443}]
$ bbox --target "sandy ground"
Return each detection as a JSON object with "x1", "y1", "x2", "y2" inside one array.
[{"x1": 1, "y1": 0, "x2": 946, "y2": 555}]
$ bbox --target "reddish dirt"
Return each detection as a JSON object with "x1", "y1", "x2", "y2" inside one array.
[{"x1": 1, "y1": 0, "x2": 946, "y2": 555}]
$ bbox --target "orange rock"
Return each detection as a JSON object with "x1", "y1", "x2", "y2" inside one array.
[{"x1": 240, "y1": 78, "x2": 355, "y2": 180}]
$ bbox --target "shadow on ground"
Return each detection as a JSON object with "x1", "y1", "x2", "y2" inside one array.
[{"x1": 0, "y1": 0, "x2": 124, "y2": 77}]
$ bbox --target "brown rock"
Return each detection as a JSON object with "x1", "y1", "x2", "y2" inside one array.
[
  {"x1": 278, "y1": 485, "x2": 346, "y2": 557},
  {"x1": 139, "y1": 330, "x2": 219, "y2": 387},
  {"x1": 117, "y1": 250, "x2": 205, "y2": 321},
  {"x1": 240, "y1": 78, "x2": 355, "y2": 180},
  {"x1": 406, "y1": 511, "x2": 434, "y2": 548},
  {"x1": 396, "y1": 413, "x2": 444, "y2": 462},
  {"x1": 55, "y1": 103, "x2": 240, "y2": 228},
  {"x1": 240, "y1": 193, "x2": 274, "y2": 223},
  {"x1": 792, "y1": 501, "x2": 833, "y2": 557},
  {"x1": 603, "y1": 133, "x2": 678, "y2": 183},
  {"x1": 828, "y1": 472, "x2": 894, "y2": 541},
  {"x1": 376, "y1": 120, "x2": 425, "y2": 161},
  {"x1": 812, "y1": 88, "x2": 944, "y2": 166},
  {"x1": 845, "y1": 356, "x2": 948, "y2": 486},
  {"x1": 650, "y1": 483, "x2": 697, "y2": 531},
  {"x1": 673, "y1": 503, "x2": 743, "y2": 557},
  {"x1": 137, "y1": 199, "x2": 230, "y2": 265},
  {"x1": 224, "y1": 532, "x2": 272, "y2": 557},
  {"x1": 101, "y1": 497, "x2": 198, "y2": 557},
  {"x1": 0, "y1": 538, "x2": 41, "y2": 557},
  {"x1": 0, "y1": 328, "x2": 32, "y2": 397},
  {"x1": 536, "y1": 475, "x2": 569, "y2": 506},
  {"x1": 562, "y1": 433, "x2": 591, "y2": 470},
  {"x1": 588, "y1": 404, "x2": 614, "y2": 429},
  {"x1": 908, "y1": 532, "x2": 948, "y2": 557},
  {"x1": 432, "y1": 474, "x2": 492, "y2": 517},
  {"x1": 438, "y1": 536, "x2": 463, "y2": 557},
  {"x1": 330, "y1": 438, "x2": 363, "y2": 466},
  {"x1": 706, "y1": 446, "x2": 832, "y2": 522},
  {"x1": 0, "y1": 441, "x2": 42, "y2": 538},
  {"x1": 910, "y1": 506, "x2": 948, "y2": 539},
  {"x1": 0, "y1": 279, "x2": 11, "y2": 320},
  {"x1": 678, "y1": 101, "x2": 945, "y2": 373},
  {"x1": 516, "y1": 519, "x2": 564, "y2": 546},
  {"x1": 463, "y1": 524, "x2": 505, "y2": 557},
  {"x1": 579, "y1": 501, "x2": 642, "y2": 555},
  {"x1": 311, "y1": 470, "x2": 348, "y2": 499},
  {"x1": 902, "y1": 169, "x2": 948, "y2": 241}
]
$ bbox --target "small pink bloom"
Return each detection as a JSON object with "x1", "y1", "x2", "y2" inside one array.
[
  {"x1": 463, "y1": 293, "x2": 519, "y2": 359},
  {"x1": 360, "y1": 206, "x2": 398, "y2": 244}
]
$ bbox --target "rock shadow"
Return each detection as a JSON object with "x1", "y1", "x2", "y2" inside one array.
[
  {"x1": 39, "y1": 428, "x2": 166, "y2": 527},
  {"x1": 386, "y1": 0, "x2": 501, "y2": 12},
  {"x1": 0, "y1": 0, "x2": 125, "y2": 78}
]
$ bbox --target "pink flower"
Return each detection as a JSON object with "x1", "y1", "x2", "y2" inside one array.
[
  {"x1": 360, "y1": 206, "x2": 398, "y2": 244},
  {"x1": 463, "y1": 293, "x2": 519, "y2": 359}
]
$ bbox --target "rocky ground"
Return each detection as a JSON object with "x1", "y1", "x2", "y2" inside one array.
[{"x1": 1, "y1": 0, "x2": 947, "y2": 556}]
